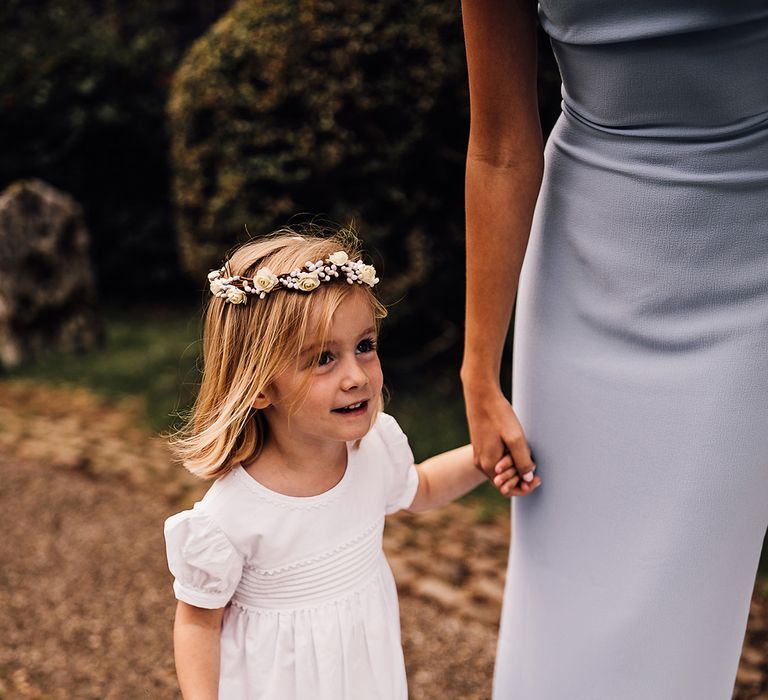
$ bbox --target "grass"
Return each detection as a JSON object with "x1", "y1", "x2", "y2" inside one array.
[{"x1": 3, "y1": 304, "x2": 204, "y2": 433}]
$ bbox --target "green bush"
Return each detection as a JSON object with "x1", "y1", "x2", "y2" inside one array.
[{"x1": 169, "y1": 0, "x2": 471, "y2": 364}]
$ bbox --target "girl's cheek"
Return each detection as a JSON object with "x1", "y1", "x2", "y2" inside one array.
[
  {"x1": 311, "y1": 374, "x2": 336, "y2": 397},
  {"x1": 371, "y1": 364, "x2": 384, "y2": 391}
]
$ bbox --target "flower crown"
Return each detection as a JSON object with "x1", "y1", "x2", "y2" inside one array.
[{"x1": 208, "y1": 250, "x2": 379, "y2": 305}]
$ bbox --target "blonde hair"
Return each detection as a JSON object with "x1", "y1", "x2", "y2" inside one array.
[{"x1": 170, "y1": 225, "x2": 387, "y2": 479}]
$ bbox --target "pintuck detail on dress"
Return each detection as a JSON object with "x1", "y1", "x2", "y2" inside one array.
[
  {"x1": 164, "y1": 412, "x2": 418, "y2": 700},
  {"x1": 233, "y1": 517, "x2": 385, "y2": 610}
]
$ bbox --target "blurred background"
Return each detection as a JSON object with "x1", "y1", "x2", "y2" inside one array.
[
  {"x1": 0, "y1": 0, "x2": 561, "y2": 475},
  {"x1": 0, "y1": 1, "x2": 765, "y2": 698}
]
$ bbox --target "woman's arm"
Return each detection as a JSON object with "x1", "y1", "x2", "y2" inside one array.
[
  {"x1": 460, "y1": 0, "x2": 544, "y2": 491},
  {"x1": 173, "y1": 601, "x2": 224, "y2": 700}
]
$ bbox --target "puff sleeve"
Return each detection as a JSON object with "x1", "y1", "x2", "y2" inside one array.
[
  {"x1": 164, "y1": 504, "x2": 244, "y2": 609},
  {"x1": 379, "y1": 413, "x2": 420, "y2": 514}
]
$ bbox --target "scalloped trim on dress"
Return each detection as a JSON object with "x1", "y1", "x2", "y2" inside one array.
[{"x1": 242, "y1": 516, "x2": 383, "y2": 575}]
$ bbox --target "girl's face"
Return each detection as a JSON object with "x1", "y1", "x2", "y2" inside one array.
[{"x1": 262, "y1": 292, "x2": 384, "y2": 448}]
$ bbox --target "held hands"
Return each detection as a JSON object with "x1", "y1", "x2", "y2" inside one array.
[
  {"x1": 492, "y1": 453, "x2": 541, "y2": 497},
  {"x1": 463, "y1": 379, "x2": 541, "y2": 498}
]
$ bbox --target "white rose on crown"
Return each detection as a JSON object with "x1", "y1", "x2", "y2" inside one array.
[
  {"x1": 359, "y1": 264, "x2": 377, "y2": 286},
  {"x1": 297, "y1": 273, "x2": 320, "y2": 291},
  {"x1": 210, "y1": 278, "x2": 227, "y2": 295},
  {"x1": 226, "y1": 287, "x2": 247, "y2": 304},
  {"x1": 329, "y1": 251, "x2": 349, "y2": 266},
  {"x1": 254, "y1": 267, "x2": 279, "y2": 293}
]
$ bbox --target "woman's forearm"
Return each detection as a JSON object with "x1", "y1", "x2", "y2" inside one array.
[
  {"x1": 460, "y1": 0, "x2": 544, "y2": 389},
  {"x1": 459, "y1": 0, "x2": 544, "y2": 484},
  {"x1": 461, "y1": 153, "x2": 544, "y2": 388},
  {"x1": 174, "y1": 601, "x2": 223, "y2": 700}
]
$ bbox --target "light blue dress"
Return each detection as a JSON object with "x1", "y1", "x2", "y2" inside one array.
[{"x1": 495, "y1": 3, "x2": 768, "y2": 698}]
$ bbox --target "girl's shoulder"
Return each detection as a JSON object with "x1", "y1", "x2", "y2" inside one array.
[
  {"x1": 186, "y1": 464, "x2": 244, "y2": 519},
  {"x1": 359, "y1": 412, "x2": 419, "y2": 514},
  {"x1": 165, "y1": 466, "x2": 262, "y2": 560},
  {"x1": 362, "y1": 412, "x2": 413, "y2": 463},
  {"x1": 370, "y1": 411, "x2": 404, "y2": 435}
]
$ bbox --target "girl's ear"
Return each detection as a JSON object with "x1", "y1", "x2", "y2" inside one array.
[{"x1": 252, "y1": 392, "x2": 271, "y2": 410}]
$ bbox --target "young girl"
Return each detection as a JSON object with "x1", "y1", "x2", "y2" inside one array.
[{"x1": 164, "y1": 227, "x2": 538, "y2": 700}]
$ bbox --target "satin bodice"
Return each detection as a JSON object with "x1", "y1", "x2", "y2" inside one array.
[{"x1": 538, "y1": 1, "x2": 768, "y2": 134}]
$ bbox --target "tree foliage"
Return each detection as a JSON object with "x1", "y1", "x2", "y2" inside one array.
[
  {"x1": 1, "y1": 0, "x2": 561, "y2": 363},
  {"x1": 169, "y1": 0, "x2": 472, "y2": 363}
]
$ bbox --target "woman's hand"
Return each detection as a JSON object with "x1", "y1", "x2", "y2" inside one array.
[{"x1": 463, "y1": 378, "x2": 539, "y2": 496}]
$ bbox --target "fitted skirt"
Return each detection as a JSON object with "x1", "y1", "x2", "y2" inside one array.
[{"x1": 494, "y1": 109, "x2": 768, "y2": 699}]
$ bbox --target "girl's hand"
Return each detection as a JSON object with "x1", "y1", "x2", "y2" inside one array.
[
  {"x1": 492, "y1": 453, "x2": 541, "y2": 498},
  {"x1": 463, "y1": 378, "x2": 538, "y2": 491}
]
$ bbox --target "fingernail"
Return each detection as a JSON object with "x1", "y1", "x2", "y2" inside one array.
[{"x1": 523, "y1": 471, "x2": 534, "y2": 483}]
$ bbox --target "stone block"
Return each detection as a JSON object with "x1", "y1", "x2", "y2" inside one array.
[{"x1": 0, "y1": 179, "x2": 102, "y2": 368}]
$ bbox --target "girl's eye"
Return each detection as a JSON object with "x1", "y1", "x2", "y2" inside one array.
[
  {"x1": 356, "y1": 337, "x2": 377, "y2": 354},
  {"x1": 317, "y1": 350, "x2": 334, "y2": 367}
]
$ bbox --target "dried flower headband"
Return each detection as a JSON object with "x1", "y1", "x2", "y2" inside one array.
[{"x1": 208, "y1": 251, "x2": 379, "y2": 305}]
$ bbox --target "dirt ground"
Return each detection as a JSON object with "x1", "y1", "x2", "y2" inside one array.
[{"x1": 0, "y1": 381, "x2": 766, "y2": 699}]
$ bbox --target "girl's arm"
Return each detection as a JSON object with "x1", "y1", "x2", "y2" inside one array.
[
  {"x1": 407, "y1": 446, "x2": 540, "y2": 512},
  {"x1": 460, "y1": 0, "x2": 543, "y2": 493},
  {"x1": 173, "y1": 601, "x2": 224, "y2": 700},
  {"x1": 408, "y1": 445, "x2": 483, "y2": 512}
]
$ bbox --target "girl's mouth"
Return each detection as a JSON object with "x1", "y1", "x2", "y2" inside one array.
[{"x1": 332, "y1": 400, "x2": 368, "y2": 415}]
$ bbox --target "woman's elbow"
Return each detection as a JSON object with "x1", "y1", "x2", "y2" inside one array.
[{"x1": 467, "y1": 140, "x2": 544, "y2": 172}]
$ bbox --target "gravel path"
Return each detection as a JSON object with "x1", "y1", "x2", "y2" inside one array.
[
  {"x1": 0, "y1": 381, "x2": 765, "y2": 699},
  {"x1": 0, "y1": 455, "x2": 498, "y2": 699}
]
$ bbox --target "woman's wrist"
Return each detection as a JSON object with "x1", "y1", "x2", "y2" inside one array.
[{"x1": 460, "y1": 364, "x2": 501, "y2": 394}]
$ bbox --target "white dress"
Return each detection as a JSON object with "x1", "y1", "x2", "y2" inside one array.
[{"x1": 164, "y1": 412, "x2": 419, "y2": 700}]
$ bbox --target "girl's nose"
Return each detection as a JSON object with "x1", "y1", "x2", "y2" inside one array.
[{"x1": 340, "y1": 358, "x2": 368, "y2": 391}]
